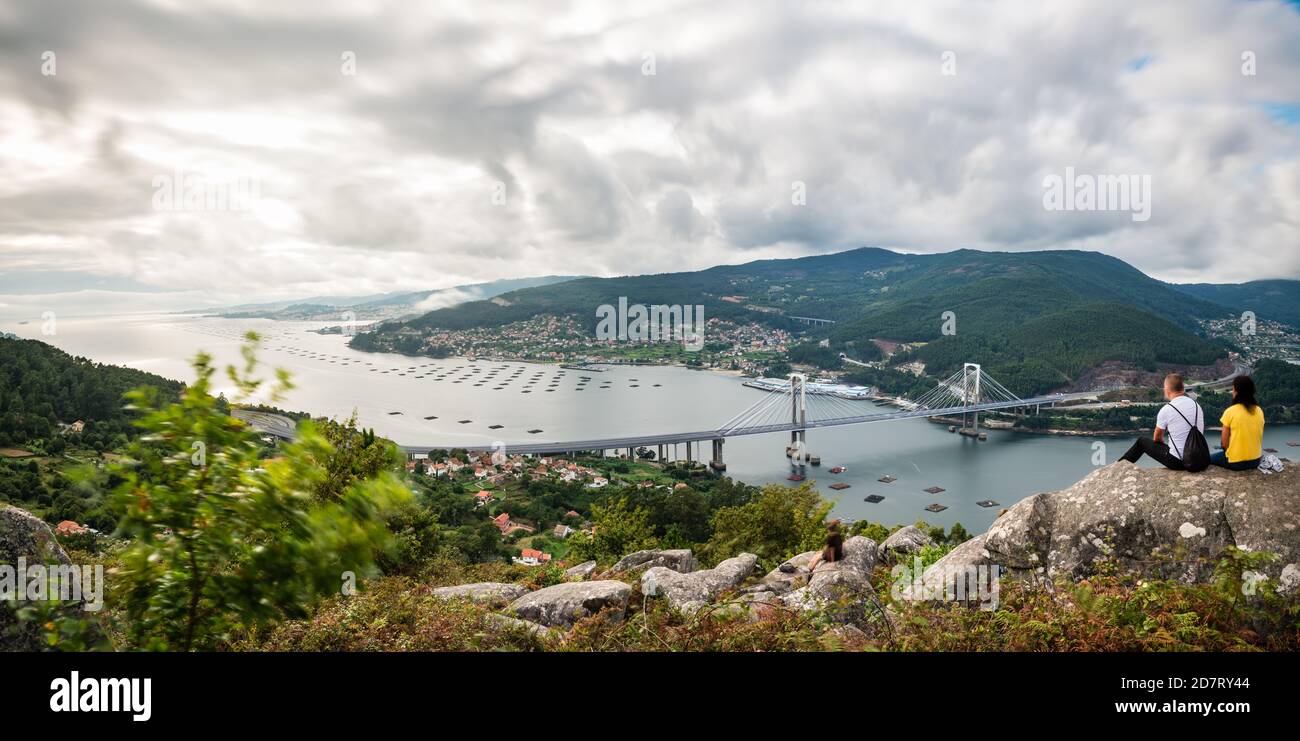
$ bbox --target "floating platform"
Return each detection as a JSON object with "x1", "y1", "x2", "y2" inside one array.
[
  {"x1": 489, "y1": 425, "x2": 503, "y2": 430},
  {"x1": 527, "y1": 429, "x2": 543, "y2": 434},
  {"x1": 387, "y1": 411, "x2": 403, "y2": 415},
  {"x1": 458, "y1": 420, "x2": 472, "y2": 424},
  {"x1": 924, "y1": 486, "x2": 946, "y2": 494},
  {"x1": 976, "y1": 500, "x2": 1000, "y2": 508},
  {"x1": 423, "y1": 415, "x2": 437, "y2": 420},
  {"x1": 878, "y1": 475, "x2": 897, "y2": 483},
  {"x1": 787, "y1": 474, "x2": 806, "y2": 482},
  {"x1": 829, "y1": 466, "x2": 846, "y2": 474},
  {"x1": 828, "y1": 483, "x2": 850, "y2": 490},
  {"x1": 863, "y1": 494, "x2": 884, "y2": 503},
  {"x1": 925, "y1": 503, "x2": 948, "y2": 513}
]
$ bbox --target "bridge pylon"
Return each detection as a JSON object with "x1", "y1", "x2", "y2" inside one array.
[{"x1": 784, "y1": 372, "x2": 815, "y2": 464}]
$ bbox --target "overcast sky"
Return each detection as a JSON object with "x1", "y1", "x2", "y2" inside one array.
[{"x1": 1, "y1": 0, "x2": 1297, "y2": 318}]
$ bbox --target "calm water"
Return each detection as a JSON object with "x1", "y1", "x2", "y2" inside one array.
[{"x1": 6, "y1": 313, "x2": 1296, "y2": 531}]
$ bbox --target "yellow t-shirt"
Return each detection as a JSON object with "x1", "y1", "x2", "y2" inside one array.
[{"x1": 1220, "y1": 403, "x2": 1265, "y2": 463}]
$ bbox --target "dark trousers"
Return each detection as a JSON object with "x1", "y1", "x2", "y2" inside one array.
[
  {"x1": 1119, "y1": 437, "x2": 1185, "y2": 470},
  {"x1": 1210, "y1": 450, "x2": 1260, "y2": 471}
]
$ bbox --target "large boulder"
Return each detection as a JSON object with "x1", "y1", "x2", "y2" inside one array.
[
  {"x1": 879, "y1": 525, "x2": 935, "y2": 563},
  {"x1": 508, "y1": 580, "x2": 632, "y2": 628},
  {"x1": 484, "y1": 613, "x2": 558, "y2": 640},
  {"x1": 915, "y1": 462, "x2": 1300, "y2": 598},
  {"x1": 610, "y1": 549, "x2": 697, "y2": 575},
  {"x1": 899, "y1": 533, "x2": 998, "y2": 606},
  {"x1": 1, "y1": 505, "x2": 75, "y2": 651},
  {"x1": 563, "y1": 560, "x2": 598, "y2": 580},
  {"x1": 761, "y1": 549, "x2": 820, "y2": 593},
  {"x1": 759, "y1": 536, "x2": 878, "y2": 594},
  {"x1": 982, "y1": 463, "x2": 1287, "y2": 583},
  {"x1": 839, "y1": 536, "x2": 879, "y2": 575},
  {"x1": 641, "y1": 553, "x2": 758, "y2": 613},
  {"x1": 431, "y1": 582, "x2": 530, "y2": 607}
]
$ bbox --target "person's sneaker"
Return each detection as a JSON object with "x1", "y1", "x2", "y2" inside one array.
[{"x1": 1258, "y1": 453, "x2": 1284, "y2": 473}]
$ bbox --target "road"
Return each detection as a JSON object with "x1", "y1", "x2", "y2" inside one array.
[{"x1": 231, "y1": 409, "x2": 298, "y2": 440}]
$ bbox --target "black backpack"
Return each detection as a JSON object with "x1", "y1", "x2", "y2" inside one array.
[{"x1": 1166, "y1": 401, "x2": 1210, "y2": 472}]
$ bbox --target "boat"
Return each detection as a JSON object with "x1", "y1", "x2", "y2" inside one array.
[{"x1": 742, "y1": 377, "x2": 874, "y2": 399}]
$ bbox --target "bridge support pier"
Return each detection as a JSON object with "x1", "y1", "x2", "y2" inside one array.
[{"x1": 709, "y1": 438, "x2": 726, "y2": 472}]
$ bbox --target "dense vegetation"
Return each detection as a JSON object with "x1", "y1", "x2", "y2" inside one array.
[
  {"x1": 1196, "y1": 358, "x2": 1300, "y2": 425},
  {"x1": 353, "y1": 247, "x2": 1245, "y2": 394},
  {"x1": 0, "y1": 337, "x2": 183, "y2": 452},
  {"x1": 903, "y1": 302, "x2": 1225, "y2": 395},
  {"x1": 1175, "y1": 280, "x2": 1300, "y2": 328}
]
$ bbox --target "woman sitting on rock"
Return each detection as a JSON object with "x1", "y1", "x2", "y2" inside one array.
[
  {"x1": 805, "y1": 519, "x2": 844, "y2": 576},
  {"x1": 1212, "y1": 375, "x2": 1265, "y2": 471}
]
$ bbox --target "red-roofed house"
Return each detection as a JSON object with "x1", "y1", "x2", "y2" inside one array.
[
  {"x1": 516, "y1": 548, "x2": 552, "y2": 566},
  {"x1": 492, "y1": 512, "x2": 512, "y2": 533},
  {"x1": 55, "y1": 520, "x2": 87, "y2": 536}
]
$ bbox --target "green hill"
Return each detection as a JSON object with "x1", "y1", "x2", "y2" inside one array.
[
  {"x1": 352, "y1": 247, "x2": 1246, "y2": 393},
  {"x1": 1172, "y1": 280, "x2": 1300, "y2": 328},
  {"x1": 0, "y1": 337, "x2": 184, "y2": 451}
]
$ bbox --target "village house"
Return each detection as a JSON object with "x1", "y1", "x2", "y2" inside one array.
[
  {"x1": 492, "y1": 512, "x2": 512, "y2": 534},
  {"x1": 514, "y1": 548, "x2": 553, "y2": 566},
  {"x1": 55, "y1": 520, "x2": 88, "y2": 536},
  {"x1": 552, "y1": 524, "x2": 573, "y2": 539}
]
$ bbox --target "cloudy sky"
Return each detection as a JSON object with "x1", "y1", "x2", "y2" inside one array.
[{"x1": 1, "y1": 0, "x2": 1297, "y2": 318}]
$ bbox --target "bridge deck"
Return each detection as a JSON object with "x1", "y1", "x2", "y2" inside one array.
[{"x1": 395, "y1": 394, "x2": 1065, "y2": 454}]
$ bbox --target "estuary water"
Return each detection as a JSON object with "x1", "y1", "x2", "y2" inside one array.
[{"x1": 6, "y1": 313, "x2": 1296, "y2": 531}]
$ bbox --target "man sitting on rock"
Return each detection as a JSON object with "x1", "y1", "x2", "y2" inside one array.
[{"x1": 1118, "y1": 373, "x2": 1204, "y2": 470}]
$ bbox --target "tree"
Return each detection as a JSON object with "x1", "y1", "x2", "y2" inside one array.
[
  {"x1": 107, "y1": 333, "x2": 410, "y2": 651},
  {"x1": 703, "y1": 483, "x2": 832, "y2": 569},
  {"x1": 311, "y1": 413, "x2": 405, "y2": 502},
  {"x1": 565, "y1": 497, "x2": 657, "y2": 565}
]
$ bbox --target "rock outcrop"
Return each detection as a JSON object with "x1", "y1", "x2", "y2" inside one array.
[
  {"x1": 1, "y1": 505, "x2": 75, "y2": 651},
  {"x1": 878, "y1": 525, "x2": 935, "y2": 563},
  {"x1": 641, "y1": 553, "x2": 757, "y2": 613},
  {"x1": 758, "y1": 536, "x2": 879, "y2": 595},
  {"x1": 508, "y1": 580, "x2": 632, "y2": 627},
  {"x1": 778, "y1": 537, "x2": 880, "y2": 617},
  {"x1": 917, "y1": 462, "x2": 1300, "y2": 594},
  {"x1": 610, "y1": 549, "x2": 697, "y2": 575},
  {"x1": 563, "y1": 560, "x2": 598, "y2": 580},
  {"x1": 431, "y1": 582, "x2": 531, "y2": 607}
]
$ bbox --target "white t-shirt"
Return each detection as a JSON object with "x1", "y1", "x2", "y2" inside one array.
[{"x1": 1156, "y1": 395, "x2": 1204, "y2": 456}]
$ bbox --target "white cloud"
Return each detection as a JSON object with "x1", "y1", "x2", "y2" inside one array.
[{"x1": 0, "y1": 0, "x2": 1296, "y2": 319}]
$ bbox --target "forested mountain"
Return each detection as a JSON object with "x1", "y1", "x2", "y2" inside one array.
[
  {"x1": 354, "y1": 247, "x2": 1250, "y2": 393},
  {"x1": 1173, "y1": 280, "x2": 1300, "y2": 328},
  {"x1": 0, "y1": 337, "x2": 183, "y2": 451}
]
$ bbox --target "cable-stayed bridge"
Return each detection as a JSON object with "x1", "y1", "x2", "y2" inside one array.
[{"x1": 388, "y1": 363, "x2": 1067, "y2": 469}]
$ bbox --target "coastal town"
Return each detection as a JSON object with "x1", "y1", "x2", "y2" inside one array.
[{"x1": 373, "y1": 313, "x2": 800, "y2": 375}]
